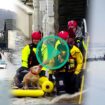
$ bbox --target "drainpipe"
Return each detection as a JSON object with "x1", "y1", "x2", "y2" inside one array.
[
  {"x1": 42, "y1": 13, "x2": 47, "y2": 37},
  {"x1": 33, "y1": 0, "x2": 39, "y2": 31},
  {"x1": 46, "y1": 0, "x2": 55, "y2": 35}
]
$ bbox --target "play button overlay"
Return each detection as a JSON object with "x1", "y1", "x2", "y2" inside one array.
[
  {"x1": 36, "y1": 35, "x2": 69, "y2": 70},
  {"x1": 46, "y1": 44, "x2": 61, "y2": 60}
]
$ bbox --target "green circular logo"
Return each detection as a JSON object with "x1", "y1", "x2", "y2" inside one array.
[{"x1": 36, "y1": 35, "x2": 69, "y2": 70}]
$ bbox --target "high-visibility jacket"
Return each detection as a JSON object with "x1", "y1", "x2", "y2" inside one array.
[
  {"x1": 50, "y1": 40, "x2": 83, "y2": 75},
  {"x1": 55, "y1": 44, "x2": 83, "y2": 75},
  {"x1": 21, "y1": 43, "x2": 46, "y2": 71},
  {"x1": 70, "y1": 45, "x2": 83, "y2": 75},
  {"x1": 41, "y1": 40, "x2": 83, "y2": 75},
  {"x1": 22, "y1": 44, "x2": 38, "y2": 68}
]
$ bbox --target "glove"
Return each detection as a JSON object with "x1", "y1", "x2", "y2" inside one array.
[
  {"x1": 21, "y1": 67, "x2": 29, "y2": 74},
  {"x1": 16, "y1": 67, "x2": 28, "y2": 73},
  {"x1": 17, "y1": 67, "x2": 29, "y2": 76},
  {"x1": 21, "y1": 70, "x2": 28, "y2": 74}
]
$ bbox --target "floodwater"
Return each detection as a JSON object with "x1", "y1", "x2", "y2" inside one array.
[
  {"x1": 2, "y1": 33, "x2": 105, "y2": 105},
  {"x1": 84, "y1": 61, "x2": 105, "y2": 105}
]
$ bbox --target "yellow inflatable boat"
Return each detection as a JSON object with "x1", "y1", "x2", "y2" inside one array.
[
  {"x1": 11, "y1": 77, "x2": 54, "y2": 97},
  {"x1": 11, "y1": 89, "x2": 44, "y2": 97}
]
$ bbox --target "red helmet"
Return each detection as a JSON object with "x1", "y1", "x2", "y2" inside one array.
[
  {"x1": 68, "y1": 20, "x2": 77, "y2": 29},
  {"x1": 31, "y1": 31, "x2": 42, "y2": 40},
  {"x1": 58, "y1": 31, "x2": 69, "y2": 40}
]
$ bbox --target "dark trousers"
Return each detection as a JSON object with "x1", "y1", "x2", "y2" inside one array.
[
  {"x1": 54, "y1": 71, "x2": 82, "y2": 94},
  {"x1": 54, "y1": 72, "x2": 65, "y2": 93},
  {"x1": 14, "y1": 67, "x2": 29, "y2": 88}
]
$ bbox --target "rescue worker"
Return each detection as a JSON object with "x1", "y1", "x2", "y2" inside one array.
[
  {"x1": 67, "y1": 20, "x2": 82, "y2": 38},
  {"x1": 14, "y1": 31, "x2": 46, "y2": 88},
  {"x1": 68, "y1": 20, "x2": 87, "y2": 61},
  {"x1": 54, "y1": 31, "x2": 83, "y2": 94}
]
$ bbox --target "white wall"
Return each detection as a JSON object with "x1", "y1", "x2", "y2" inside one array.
[
  {"x1": 8, "y1": 30, "x2": 16, "y2": 49},
  {"x1": 16, "y1": 1, "x2": 33, "y2": 38},
  {"x1": 15, "y1": 0, "x2": 55, "y2": 38}
]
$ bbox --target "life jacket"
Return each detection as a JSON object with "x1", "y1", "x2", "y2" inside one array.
[
  {"x1": 56, "y1": 47, "x2": 77, "y2": 73},
  {"x1": 64, "y1": 53, "x2": 76, "y2": 72},
  {"x1": 28, "y1": 44, "x2": 39, "y2": 68},
  {"x1": 69, "y1": 55, "x2": 76, "y2": 70},
  {"x1": 75, "y1": 37, "x2": 86, "y2": 62}
]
